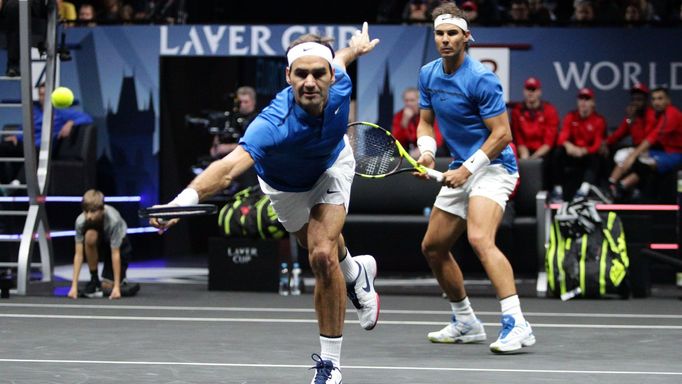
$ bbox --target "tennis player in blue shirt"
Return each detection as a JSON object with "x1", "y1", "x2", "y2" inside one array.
[
  {"x1": 415, "y1": 2, "x2": 535, "y2": 354},
  {"x1": 152, "y1": 23, "x2": 379, "y2": 384}
]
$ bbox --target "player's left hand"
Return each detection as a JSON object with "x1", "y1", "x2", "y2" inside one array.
[
  {"x1": 413, "y1": 153, "x2": 436, "y2": 179},
  {"x1": 349, "y1": 22, "x2": 380, "y2": 56},
  {"x1": 442, "y1": 167, "x2": 471, "y2": 189}
]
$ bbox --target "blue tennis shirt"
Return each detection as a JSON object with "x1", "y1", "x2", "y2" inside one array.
[
  {"x1": 240, "y1": 64, "x2": 352, "y2": 192},
  {"x1": 419, "y1": 55, "x2": 517, "y2": 174}
]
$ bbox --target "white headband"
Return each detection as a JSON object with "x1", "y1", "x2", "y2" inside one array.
[
  {"x1": 287, "y1": 42, "x2": 334, "y2": 67},
  {"x1": 434, "y1": 14, "x2": 475, "y2": 41}
]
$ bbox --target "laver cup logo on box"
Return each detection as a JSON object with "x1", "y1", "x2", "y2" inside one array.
[
  {"x1": 228, "y1": 247, "x2": 258, "y2": 264},
  {"x1": 209, "y1": 237, "x2": 283, "y2": 292}
]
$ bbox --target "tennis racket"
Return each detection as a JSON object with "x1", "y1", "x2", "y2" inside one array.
[
  {"x1": 138, "y1": 204, "x2": 217, "y2": 220},
  {"x1": 347, "y1": 121, "x2": 443, "y2": 181}
]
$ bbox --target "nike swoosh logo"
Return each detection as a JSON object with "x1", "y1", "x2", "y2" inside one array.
[
  {"x1": 334, "y1": 106, "x2": 341, "y2": 115},
  {"x1": 326, "y1": 189, "x2": 339, "y2": 194},
  {"x1": 360, "y1": 263, "x2": 371, "y2": 292}
]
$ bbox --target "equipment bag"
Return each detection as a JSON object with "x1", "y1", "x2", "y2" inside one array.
[
  {"x1": 546, "y1": 209, "x2": 630, "y2": 299},
  {"x1": 218, "y1": 185, "x2": 286, "y2": 240}
]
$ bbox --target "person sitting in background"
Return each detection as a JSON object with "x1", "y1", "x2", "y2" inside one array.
[
  {"x1": 67, "y1": 189, "x2": 140, "y2": 300},
  {"x1": 56, "y1": 0, "x2": 76, "y2": 26},
  {"x1": 611, "y1": 87, "x2": 682, "y2": 201},
  {"x1": 550, "y1": 87, "x2": 606, "y2": 200},
  {"x1": 461, "y1": 1, "x2": 479, "y2": 24},
  {"x1": 510, "y1": 77, "x2": 559, "y2": 188},
  {"x1": 510, "y1": 77, "x2": 558, "y2": 161},
  {"x1": 403, "y1": 0, "x2": 430, "y2": 23},
  {"x1": 77, "y1": 3, "x2": 97, "y2": 26},
  {"x1": 209, "y1": 86, "x2": 258, "y2": 160},
  {"x1": 528, "y1": 0, "x2": 554, "y2": 24},
  {"x1": 602, "y1": 83, "x2": 655, "y2": 198},
  {"x1": 507, "y1": 0, "x2": 531, "y2": 24},
  {"x1": 0, "y1": 83, "x2": 93, "y2": 184},
  {"x1": 571, "y1": 0, "x2": 596, "y2": 25},
  {"x1": 391, "y1": 87, "x2": 444, "y2": 158}
]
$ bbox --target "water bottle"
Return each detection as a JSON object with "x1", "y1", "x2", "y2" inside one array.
[
  {"x1": 278, "y1": 262, "x2": 290, "y2": 296},
  {"x1": 290, "y1": 262, "x2": 302, "y2": 296}
]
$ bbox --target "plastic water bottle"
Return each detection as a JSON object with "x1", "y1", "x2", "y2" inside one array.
[
  {"x1": 290, "y1": 262, "x2": 302, "y2": 296},
  {"x1": 278, "y1": 262, "x2": 290, "y2": 296}
]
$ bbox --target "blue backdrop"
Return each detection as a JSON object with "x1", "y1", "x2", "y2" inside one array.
[{"x1": 1, "y1": 25, "x2": 680, "y2": 204}]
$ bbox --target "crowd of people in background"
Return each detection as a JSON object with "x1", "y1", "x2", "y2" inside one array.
[
  {"x1": 507, "y1": 80, "x2": 681, "y2": 204},
  {"x1": 45, "y1": 0, "x2": 682, "y2": 27},
  {"x1": 388, "y1": 0, "x2": 682, "y2": 26},
  {"x1": 56, "y1": 0, "x2": 186, "y2": 26}
]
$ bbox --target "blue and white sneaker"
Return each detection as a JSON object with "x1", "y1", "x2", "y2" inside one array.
[
  {"x1": 489, "y1": 315, "x2": 536, "y2": 353},
  {"x1": 309, "y1": 354, "x2": 342, "y2": 384},
  {"x1": 346, "y1": 255, "x2": 380, "y2": 330},
  {"x1": 427, "y1": 316, "x2": 487, "y2": 343}
]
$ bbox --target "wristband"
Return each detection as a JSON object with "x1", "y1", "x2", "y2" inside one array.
[
  {"x1": 417, "y1": 136, "x2": 437, "y2": 158},
  {"x1": 462, "y1": 149, "x2": 490, "y2": 174},
  {"x1": 171, "y1": 188, "x2": 199, "y2": 207}
]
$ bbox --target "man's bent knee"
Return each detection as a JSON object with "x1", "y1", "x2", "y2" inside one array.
[
  {"x1": 84, "y1": 229, "x2": 98, "y2": 247},
  {"x1": 309, "y1": 247, "x2": 339, "y2": 281},
  {"x1": 421, "y1": 240, "x2": 449, "y2": 264}
]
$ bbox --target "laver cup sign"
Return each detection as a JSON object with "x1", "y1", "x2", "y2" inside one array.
[
  {"x1": 208, "y1": 238, "x2": 279, "y2": 292},
  {"x1": 227, "y1": 246, "x2": 258, "y2": 264}
]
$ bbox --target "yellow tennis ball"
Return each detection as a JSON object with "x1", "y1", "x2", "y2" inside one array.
[{"x1": 51, "y1": 87, "x2": 74, "y2": 108}]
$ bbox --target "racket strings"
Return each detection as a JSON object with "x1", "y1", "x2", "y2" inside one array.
[{"x1": 348, "y1": 125, "x2": 401, "y2": 176}]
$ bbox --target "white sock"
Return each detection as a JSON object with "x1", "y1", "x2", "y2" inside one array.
[
  {"x1": 320, "y1": 335, "x2": 342, "y2": 368},
  {"x1": 450, "y1": 297, "x2": 477, "y2": 324},
  {"x1": 500, "y1": 295, "x2": 526, "y2": 324},
  {"x1": 338, "y1": 248, "x2": 360, "y2": 283}
]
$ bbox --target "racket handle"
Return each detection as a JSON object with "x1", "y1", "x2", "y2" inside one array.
[{"x1": 425, "y1": 168, "x2": 443, "y2": 182}]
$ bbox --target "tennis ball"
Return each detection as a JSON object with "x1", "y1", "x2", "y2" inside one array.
[{"x1": 51, "y1": 86, "x2": 74, "y2": 109}]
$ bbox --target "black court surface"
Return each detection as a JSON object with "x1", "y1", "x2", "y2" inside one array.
[{"x1": 1, "y1": 283, "x2": 681, "y2": 384}]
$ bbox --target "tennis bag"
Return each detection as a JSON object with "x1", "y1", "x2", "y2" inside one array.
[
  {"x1": 218, "y1": 185, "x2": 286, "y2": 240},
  {"x1": 546, "y1": 201, "x2": 630, "y2": 299}
]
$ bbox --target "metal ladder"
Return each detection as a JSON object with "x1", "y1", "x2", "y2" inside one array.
[{"x1": 0, "y1": 0, "x2": 59, "y2": 295}]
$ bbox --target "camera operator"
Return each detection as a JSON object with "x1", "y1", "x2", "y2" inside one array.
[{"x1": 210, "y1": 86, "x2": 258, "y2": 159}]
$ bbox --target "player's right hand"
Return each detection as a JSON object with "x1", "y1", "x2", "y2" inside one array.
[{"x1": 148, "y1": 204, "x2": 180, "y2": 234}]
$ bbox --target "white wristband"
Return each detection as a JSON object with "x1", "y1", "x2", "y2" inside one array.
[
  {"x1": 171, "y1": 188, "x2": 199, "y2": 207},
  {"x1": 417, "y1": 136, "x2": 437, "y2": 158},
  {"x1": 462, "y1": 149, "x2": 490, "y2": 174}
]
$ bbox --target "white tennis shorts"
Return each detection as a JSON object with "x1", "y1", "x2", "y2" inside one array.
[
  {"x1": 434, "y1": 164, "x2": 518, "y2": 220},
  {"x1": 258, "y1": 138, "x2": 355, "y2": 233}
]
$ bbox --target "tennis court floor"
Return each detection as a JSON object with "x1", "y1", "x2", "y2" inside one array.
[{"x1": 1, "y1": 282, "x2": 681, "y2": 384}]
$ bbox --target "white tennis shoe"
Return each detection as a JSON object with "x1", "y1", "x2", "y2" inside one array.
[
  {"x1": 489, "y1": 315, "x2": 536, "y2": 353},
  {"x1": 309, "y1": 354, "x2": 342, "y2": 384},
  {"x1": 427, "y1": 318, "x2": 487, "y2": 343},
  {"x1": 346, "y1": 255, "x2": 380, "y2": 330}
]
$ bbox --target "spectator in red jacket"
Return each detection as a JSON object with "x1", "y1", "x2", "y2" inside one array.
[
  {"x1": 511, "y1": 77, "x2": 559, "y2": 160},
  {"x1": 603, "y1": 83, "x2": 656, "y2": 195},
  {"x1": 612, "y1": 87, "x2": 682, "y2": 200},
  {"x1": 511, "y1": 77, "x2": 559, "y2": 188},
  {"x1": 392, "y1": 87, "x2": 444, "y2": 158},
  {"x1": 550, "y1": 87, "x2": 607, "y2": 200}
]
